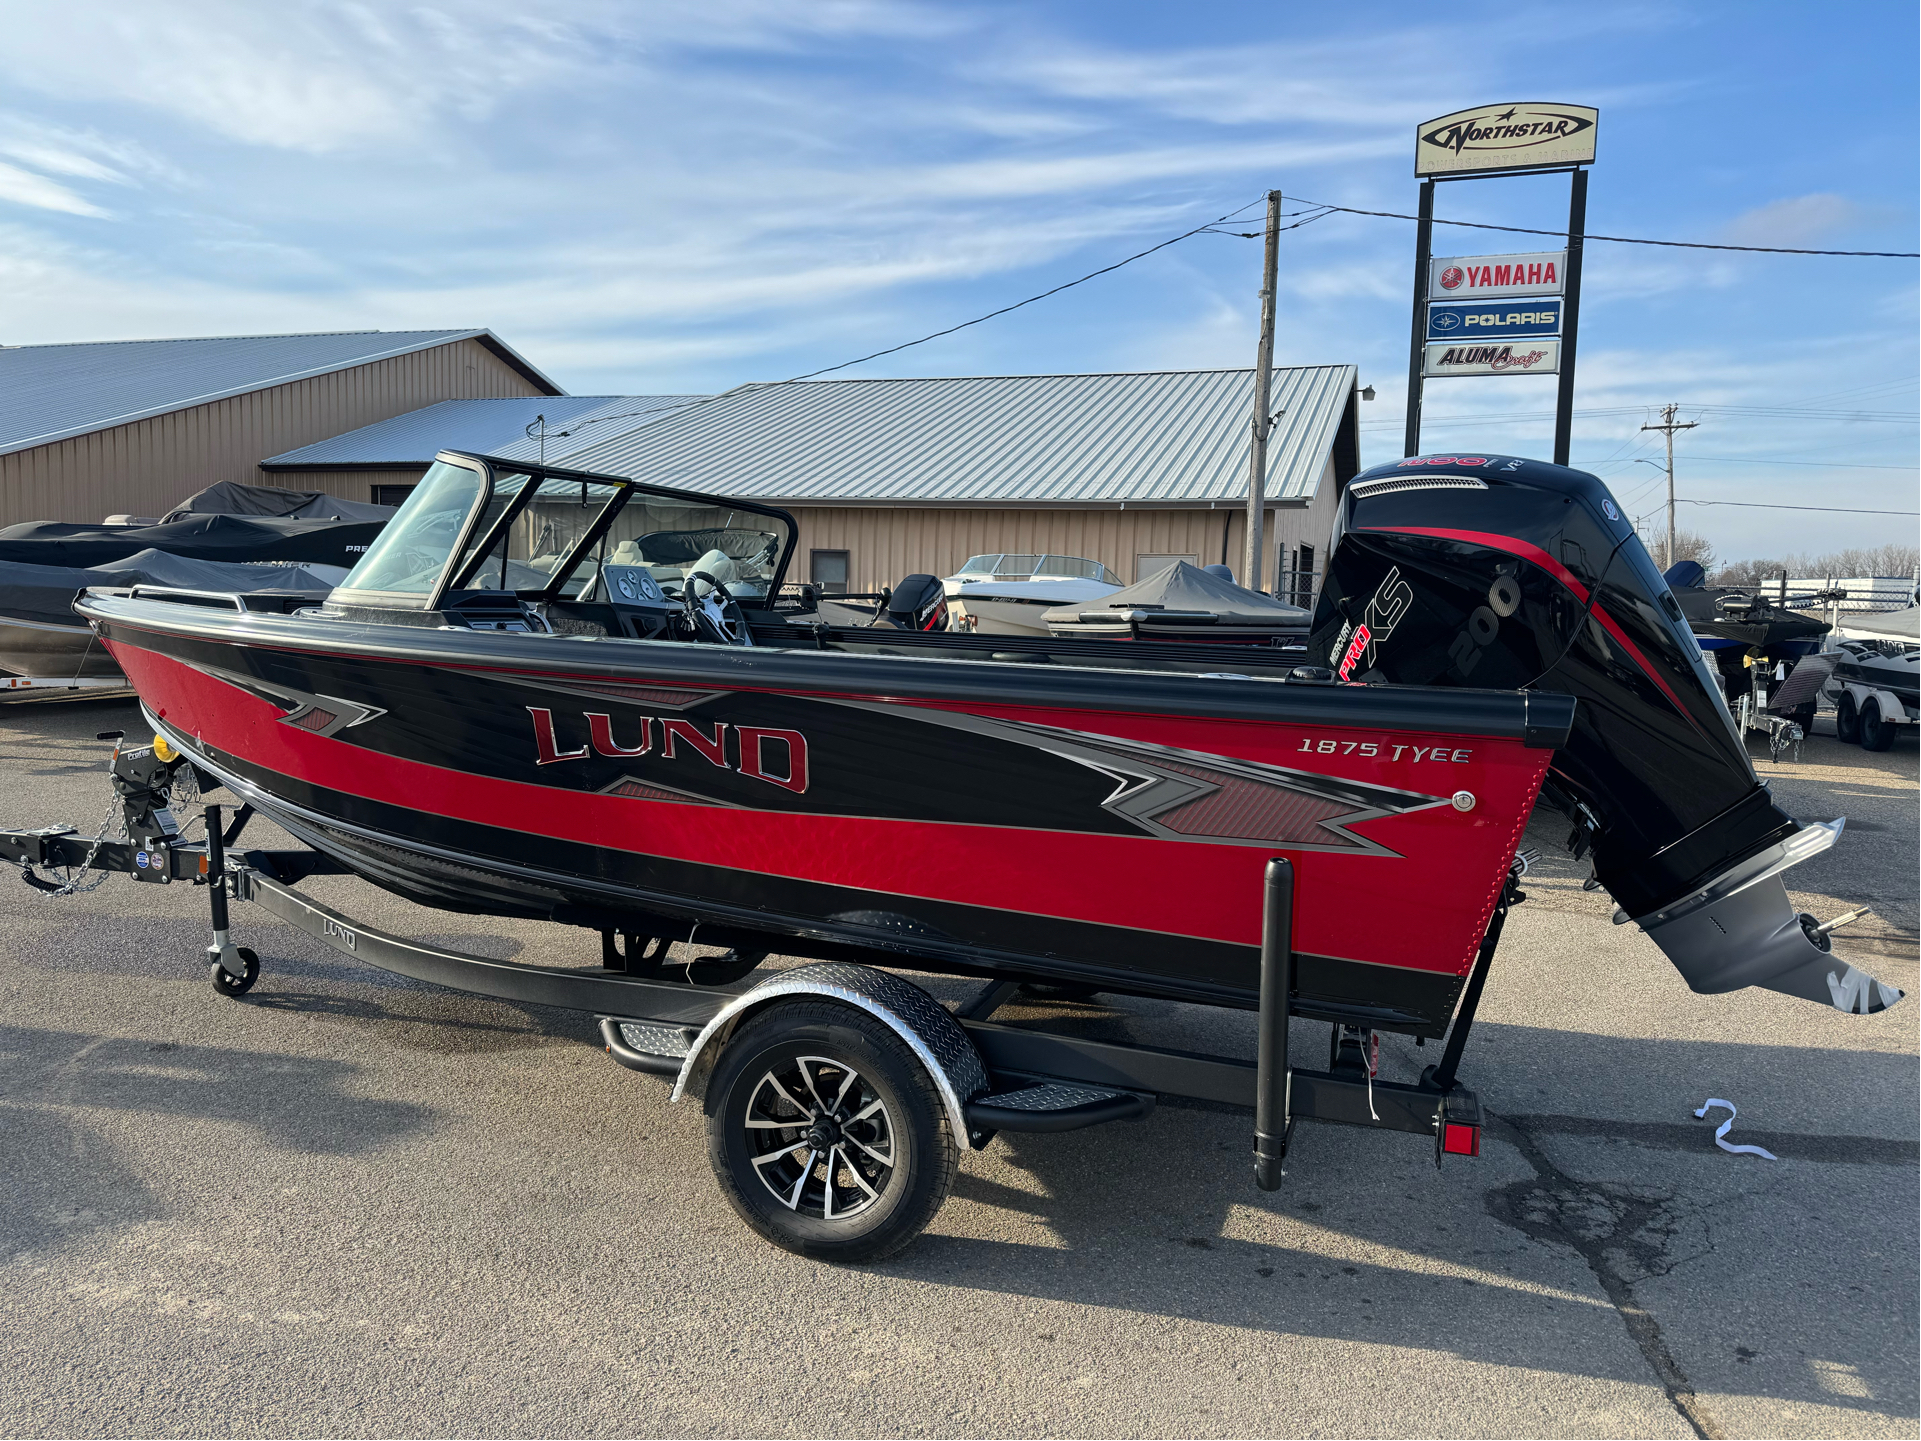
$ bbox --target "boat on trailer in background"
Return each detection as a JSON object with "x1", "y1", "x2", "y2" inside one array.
[{"x1": 8, "y1": 447, "x2": 1899, "y2": 1261}]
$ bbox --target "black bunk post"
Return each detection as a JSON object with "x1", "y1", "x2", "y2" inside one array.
[{"x1": 1254, "y1": 857, "x2": 1296, "y2": 1191}]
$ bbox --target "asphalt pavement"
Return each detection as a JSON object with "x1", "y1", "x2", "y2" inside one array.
[{"x1": 1, "y1": 697, "x2": 1914, "y2": 1439}]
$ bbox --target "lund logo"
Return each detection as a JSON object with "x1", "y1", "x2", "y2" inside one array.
[
  {"x1": 526, "y1": 707, "x2": 809, "y2": 794},
  {"x1": 323, "y1": 917, "x2": 357, "y2": 951}
]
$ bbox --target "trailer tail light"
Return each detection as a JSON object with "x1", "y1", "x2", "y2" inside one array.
[{"x1": 1442, "y1": 1122, "x2": 1480, "y2": 1157}]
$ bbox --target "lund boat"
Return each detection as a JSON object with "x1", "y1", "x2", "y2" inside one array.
[
  {"x1": 22, "y1": 447, "x2": 1899, "y2": 1261},
  {"x1": 942, "y1": 552, "x2": 1122, "y2": 636},
  {"x1": 1043, "y1": 560, "x2": 1311, "y2": 645}
]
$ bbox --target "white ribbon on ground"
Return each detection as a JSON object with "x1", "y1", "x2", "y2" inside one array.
[{"x1": 1693, "y1": 1099, "x2": 1777, "y2": 1160}]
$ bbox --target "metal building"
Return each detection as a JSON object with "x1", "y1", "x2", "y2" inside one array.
[
  {"x1": 262, "y1": 394, "x2": 705, "y2": 504},
  {"x1": 0, "y1": 330, "x2": 561, "y2": 527},
  {"x1": 558, "y1": 366, "x2": 1364, "y2": 597}
]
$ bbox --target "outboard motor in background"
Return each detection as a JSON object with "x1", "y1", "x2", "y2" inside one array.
[
  {"x1": 1312, "y1": 453, "x2": 1900, "y2": 1015},
  {"x1": 884, "y1": 573, "x2": 948, "y2": 631}
]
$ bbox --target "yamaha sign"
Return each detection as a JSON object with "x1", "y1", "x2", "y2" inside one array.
[{"x1": 1415, "y1": 102, "x2": 1598, "y2": 176}]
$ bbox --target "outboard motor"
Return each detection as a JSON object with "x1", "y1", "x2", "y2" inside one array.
[
  {"x1": 1313, "y1": 452, "x2": 1901, "y2": 1015},
  {"x1": 885, "y1": 574, "x2": 948, "y2": 631}
]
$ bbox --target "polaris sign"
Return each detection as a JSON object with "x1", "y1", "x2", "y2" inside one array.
[{"x1": 1427, "y1": 298, "x2": 1562, "y2": 341}]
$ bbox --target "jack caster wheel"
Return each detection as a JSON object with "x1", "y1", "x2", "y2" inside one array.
[
  {"x1": 706, "y1": 1000, "x2": 956, "y2": 1262},
  {"x1": 209, "y1": 946, "x2": 259, "y2": 997}
]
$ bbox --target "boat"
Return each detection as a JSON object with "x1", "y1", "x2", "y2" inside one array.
[
  {"x1": 46, "y1": 447, "x2": 1900, "y2": 1259},
  {"x1": 1043, "y1": 560, "x2": 1311, "y2": 645},
  {"x1": 0, "y1": 548, "x2": 342, "y2": 683},
  {"x1": 0, "y1": 503, "x2": 388, "y2": 572},
  {"x1": 1819, "y1": 605, "x2": 1918, "y2": 751},
  {"x1": 941, "y1": 552, "x2": 1122, "y2": 636},
  {"x1": 1662, "y1": 560, "x2": 1831, "y2": 730}
]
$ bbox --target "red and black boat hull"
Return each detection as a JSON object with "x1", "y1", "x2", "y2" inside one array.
[{"x1": 86, "y1": 599, "x2": 1571, "y2": 1036}]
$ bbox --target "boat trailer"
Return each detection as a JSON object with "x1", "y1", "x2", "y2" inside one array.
[{"x1": 4, "y1": 733, "x2": 1496, "y2": 1258}]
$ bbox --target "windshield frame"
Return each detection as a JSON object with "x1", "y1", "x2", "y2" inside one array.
[
  {"x1": 448, "y1": 451, "x2": 797, "y2": 608},
  {"x1": 328, "y1": 451, "x2": 800, "y2": 611}
]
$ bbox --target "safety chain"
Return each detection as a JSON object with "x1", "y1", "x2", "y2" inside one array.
[{"x1": 32, "y1": 766, "x2": 127, "y2": 900}]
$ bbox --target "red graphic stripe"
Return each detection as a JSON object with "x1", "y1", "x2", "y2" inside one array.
[{"x1": 1363, "y1": 526, "x2": 1700, "y2": 728}]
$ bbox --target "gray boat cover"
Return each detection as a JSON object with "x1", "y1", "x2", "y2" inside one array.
[
  {"x1": 1043, "y1": 561, "x2": 1312, "y2": 626},
  {"x1": 0, "y1": 548, "x2": 339, "y2": 630},
  {"x1": 162, "y1": 480, "x2": 396, "y2": 523},
  {"x1": 1835, "y1": 605, "x2": 1920, "y2": 641},
  {"x1": 0, "y1": 512, "x2": 387, "y2": 568}
]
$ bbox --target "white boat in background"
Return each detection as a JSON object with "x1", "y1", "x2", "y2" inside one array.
[{"x1": 942, "y1": 553, "x2": 1122, "y2": 637}]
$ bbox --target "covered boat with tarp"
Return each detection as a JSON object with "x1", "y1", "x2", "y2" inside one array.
[
  {"x1": 1043, "y1": 560, "x2": 1311, "y2": 644},
  {"x1": 0, "y1": 548, "x2": 341, "y2": 680}
]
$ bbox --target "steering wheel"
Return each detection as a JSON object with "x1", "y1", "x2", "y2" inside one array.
[{"x1": 684, "y1": 571, "x2": 753, "y2": 646}]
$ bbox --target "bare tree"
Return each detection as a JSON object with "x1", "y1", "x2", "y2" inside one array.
[
  {"x1": 1713, "y1": 542, "x2": 1920, "y2": 588},
  {"x1": 1667, "y1": 530, "x2": 1717, "y2": 573}
]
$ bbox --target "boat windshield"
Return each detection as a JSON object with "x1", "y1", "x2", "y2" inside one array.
[
  {"x1": 335, "y1": 455, "x2": 795, "y2": 606},
  {"x1": 335, "y1": 459, "x2": 491, "y2": 597},
  {"x1": 953, "y1": 553, "x2": 1120, "y2": 584}
]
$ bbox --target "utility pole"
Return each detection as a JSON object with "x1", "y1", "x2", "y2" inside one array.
[
  {"x1": 1245, "y1": 189, "x2": 1282, "y2": 592},
  {"x1": 1640, "y1": 403, "x2": 1698, "y2": 568}
]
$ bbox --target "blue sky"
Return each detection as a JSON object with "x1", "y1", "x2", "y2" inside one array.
[{"x1": 0, "y1": 0, "x2": 1913, "y2": 559}]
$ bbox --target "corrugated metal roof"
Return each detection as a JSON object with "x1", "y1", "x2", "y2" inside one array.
[
  {"x1": 262, "y1": 395, "x2": 706, "y2": 469},
  {"x1": 557, "y1": 366, "x2": 1356, "y2": 505},
  {"x1": 0, "y1": 329, "x2": 564, "y2": 458}
]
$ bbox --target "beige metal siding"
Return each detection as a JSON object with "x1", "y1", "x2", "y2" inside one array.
[
  {"x1": 0, "y1": 338, "x2": 544, "y2": 526},
  {"x1": 270, "y1": 467, "x2": 431, "y2": 503},
  {"x1": 786, "y1": 506, "x2": 1306, "y2": 593}
]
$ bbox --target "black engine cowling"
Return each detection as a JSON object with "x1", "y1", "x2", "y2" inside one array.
[{"x1": 1312, "y1": 452, "x2": 1899, "y2": 1014}]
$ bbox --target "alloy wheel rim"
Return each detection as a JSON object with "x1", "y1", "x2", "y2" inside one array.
[{"x1": 744, "y1": 1055, "x2": 896, "y2": 1220}]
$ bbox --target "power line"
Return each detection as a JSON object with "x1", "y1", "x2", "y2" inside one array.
[
  {"x1": 1677, "y1": 455, "x2": 1918, "y2": 471},
  {"x1": 787, "y1": 196, "x2": 1276, "y2": 382},
  {"x1": 1282, "y1": 195, "x2": 1920, "y2": 258},
  {"x1": 1677, "y1": 498, "x2": 1920, "y2": 515}
]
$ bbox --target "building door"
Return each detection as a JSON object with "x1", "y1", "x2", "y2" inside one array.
[
  {"x1": 1135, "y1": 553, "x2": 1197, "y2": 582},
  {"x1": 810, "y1": 549, "x2": 850, "y2": 595}
]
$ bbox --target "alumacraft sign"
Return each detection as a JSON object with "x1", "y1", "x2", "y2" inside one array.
[
  {"x1": 1415, "y1": 103, "x2": 1598, "y2": 176},
  {"x1": 1430, "y1": 251, "x2": 1565, "y2": 299},
  {"x1": 1423, "y1": 341, "x2": 1560, "y2": 378},
  {"x1": 1427, "y1": 297, "x2": 1562, "y2": 341}
]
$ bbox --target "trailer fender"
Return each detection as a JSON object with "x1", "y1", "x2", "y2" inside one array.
[{"x1": 669, "y1": 962, "x2": 990, "y2": 1148}]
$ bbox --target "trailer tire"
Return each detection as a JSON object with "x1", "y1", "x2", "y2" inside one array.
[
  {"x1": 209, "y1": 947, "x2": 259, "y2": 997},
  {"x1": 1835, "y1": 693, "x2": 1861, "y2": 744},
  {"x1": 705, "y1": 1000, "x2": 956, "y2": 1262},
  {"x1": 1860, "y1": 699, "x2": 1896, "y2": 752}
]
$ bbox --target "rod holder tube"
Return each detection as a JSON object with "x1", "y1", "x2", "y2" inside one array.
[
  {"x1": 204, "y1": 803, "x2": 230, "y2": 935},
  {"x1": 1254, "y1": 856, "x2": 1295, "y2": 1190}
]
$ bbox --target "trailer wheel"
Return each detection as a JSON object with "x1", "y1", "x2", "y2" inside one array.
[
  {"x1": 1836, "y1": 693, "x2": 1861, "y2": 743},
  {"x1": 209, "y1": 947, "x2": 259, "y2": 997},
  {"x1": 1860, "y1": 699, "x2": 1896, "y2": 752},
  {"x1": 705, "y1": 1000, "x2": 956, "y2": 1262}
]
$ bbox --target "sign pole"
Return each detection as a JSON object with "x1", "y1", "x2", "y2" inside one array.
[
  {"x1": 1404, "y1": 179, "x2": 1435, "y2": 457},
  {"x1": 1245, "y1": 189, "x2": 1282, "y2": 592},
  {"x1": 1552, "y1": 167, "x2": 1588, "y2": 466}
]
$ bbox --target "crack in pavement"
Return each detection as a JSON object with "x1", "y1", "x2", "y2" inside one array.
[{"x1": 1486, "y1": 1111, "x2": 1725, "y2": 1440}]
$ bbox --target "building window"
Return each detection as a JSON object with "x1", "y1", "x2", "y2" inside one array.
[
  {"x1": 371, "y1": 484, "x2": 417, "y2": 508},
  {"x1": 810, "y1": 549, "x2": 850, "y2": 595}
]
